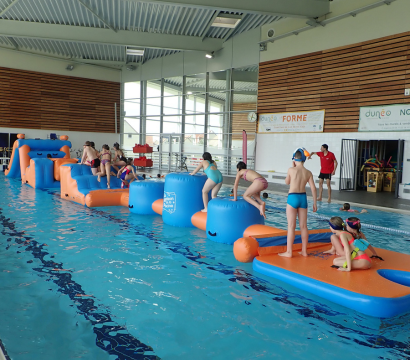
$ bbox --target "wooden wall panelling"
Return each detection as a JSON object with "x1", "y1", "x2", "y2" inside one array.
[
  {"x1": 0, "y1": 67, "x2": 120, "y2": 133},
  {"x1": 232, "y1": 103, "x2": 257, "y2": 140},
  {"x1": 257, "y1": 31, "x2": 410, "y2": 132}
]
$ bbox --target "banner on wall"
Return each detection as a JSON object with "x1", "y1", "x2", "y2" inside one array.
[
  {"x1": 258, "y1": 110, "x2": 325, "y2": 133},
  {"x1": 359, "y1": 104, "x2": 410, "y2": 132}
]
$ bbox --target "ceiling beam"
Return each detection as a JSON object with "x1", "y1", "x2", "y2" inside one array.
[
  {"x1": 76, "y1": 0, "x2": 117, "y2": 33},
  {"x1": 0, "y1": 0, "x2": 21, "y2": 17},
  {"x1": 125, "y1": 0, "x2": 330, "y2": 18},
  {"x1": 201, "y1": 10, "x2": 219, "y2": 41},
  {"x1": 0, "y1": 20, "x2": 223, "y2": 52}
]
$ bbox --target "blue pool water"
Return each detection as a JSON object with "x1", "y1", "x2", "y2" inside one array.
[{"x1": 1, "y1": 173, "x2": 410, "y2": 360}]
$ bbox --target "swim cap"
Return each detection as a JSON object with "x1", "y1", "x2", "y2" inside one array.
[
  {"x1": 292, "y1": 148, "x2": 309, "y2": 162},
  {"x1": 346, "y1": 219, "x2": 360, "y2": 230},
  {"x1": 329, "y1": 221, "x2": 345, "y2": 230}
]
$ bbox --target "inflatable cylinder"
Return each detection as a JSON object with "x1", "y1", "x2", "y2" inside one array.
[
  {"x1": 129, "y1": 181, "x2": 164, "y2": 215},
  {"x1": 162, "y1": 173, "x2": 208, "y2": 227},
  {"x1": 206, "y1": 198, "x2": 265, "y2": 244}
]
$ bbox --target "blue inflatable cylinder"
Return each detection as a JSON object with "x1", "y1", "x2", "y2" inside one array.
[
  {"x1": 206, "y1": 198, "x2": 265, "y2": 244},
  {"x1": 129, "y1": 180, "x2": 164, "y2": 215},
  {"x1": 162, "y1": 172, "x2": 208, "y2": 227}
]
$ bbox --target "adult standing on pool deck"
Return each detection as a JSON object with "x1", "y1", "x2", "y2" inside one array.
[{"x1": 308, "y1": 144, "x2": 338, "y2": 203}]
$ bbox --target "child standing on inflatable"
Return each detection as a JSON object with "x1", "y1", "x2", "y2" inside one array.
[
  {"x1": 97, "y1": 144, "x2": 112, "y2": 188},
  {"x1": 232, "y1": 162, "x2": 268, "y2": 219},
  {"x1": 279, "y1": 148, "x2": 317, "y2": 258},
  {"x1": 117, "y1": 158, "x2": 137, "y2": 187},
  {"x1": 189, "y1": 152, "x2": 223, "y2": 212},
  {"x1": 80, "y1": 141, "x2": 100, "y2": 175},
  {"x1": 328, "y1": 217, "x2": 373, "y2": 271}
]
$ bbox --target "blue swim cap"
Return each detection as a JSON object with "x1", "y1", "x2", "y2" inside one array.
[{"x1": 292, "y1": 148, "x2": 306, "y2": 162}]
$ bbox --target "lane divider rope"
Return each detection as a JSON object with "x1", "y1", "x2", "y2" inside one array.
[{"x1": 266, "y1": 205, "x2": 410, "y2": 236}]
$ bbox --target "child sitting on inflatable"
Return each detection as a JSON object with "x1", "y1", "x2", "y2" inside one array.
[
  {"x1": 279, "y1": 148, "x2": 317, "y2": 258},
  {"x1": 340, "y1": 202, "x2": 368, "y2": 213},
  {"x1": 117, "y1": 158, "x2": 137, "y2": 188},
  {"x1": 232, "y1": 162, "x2": 268, "y2": 219},
  {"x1": 324, "y1": 217, "x2": 379, "y2": 258},
  {"x1": 328, "y1": 216, "x2": 374, "y2": 271},
  {"x1": 189, "y1": 152, "x2": 223, "y2": 212}
]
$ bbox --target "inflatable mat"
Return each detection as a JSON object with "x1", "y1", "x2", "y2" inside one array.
[{"x1": 234, "y1": 226, "x2": 410, "y2": 318}]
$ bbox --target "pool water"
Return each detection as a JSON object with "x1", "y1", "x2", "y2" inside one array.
[{"x1": 1, "y1": 173, "x2": 410, "y2": 360}]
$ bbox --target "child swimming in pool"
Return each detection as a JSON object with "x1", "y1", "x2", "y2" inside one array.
[
  {"x1": 324, "y1": 217, "x2": 379, "y2": 258},
  {"x1": 279, "y1": 148, "x2": 317, "y2": 258},
  {"x1": 117, "y1": 158, "x2": 137, "y2": 187},
  {"x1": 189, "y1": 152, "x2": 223, "y2": 212},
  {"x1": 340, "y1": 202, "x2": 368, "y2": 213},
  {"x1": 232, "y1": 162, "x2": 268, "y2": 219},
  {"x1": 328, "y1": 216, "x2": 372, "y2": 271}
]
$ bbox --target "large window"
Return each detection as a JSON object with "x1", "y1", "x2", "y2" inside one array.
[{"x1": 121, "y1": 66, "x2": 258, "y2": 154}]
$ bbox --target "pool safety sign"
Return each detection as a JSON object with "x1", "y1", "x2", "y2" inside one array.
[
  {"x1": 258, "y1": 110, "x2": 325, "y2": 133},
  {"x1": 163, "y1": 192, "x2": 176, "y2": 214},
  {"x1": 359, "y1": 104, "x2": 410, "y2": 132}
]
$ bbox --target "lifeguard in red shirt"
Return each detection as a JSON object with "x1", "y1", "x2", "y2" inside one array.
[{"x1": 308, "y1": 144, "x2": 338, "y2": 203}]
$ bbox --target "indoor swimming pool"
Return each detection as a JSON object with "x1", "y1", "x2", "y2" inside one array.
[{"x1": 1, "y1": 173, "x2": 410, "y2": 360}]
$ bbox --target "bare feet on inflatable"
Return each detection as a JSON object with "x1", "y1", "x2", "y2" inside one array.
[
  {"x1": 317, "y1": 197, "x2": 322, "y2": 202},
  {"x1": 327, "y1": 198, "x2": 331, "y2": 203},
  {"x1": 97, "y1": 175, "x2": 101, "y2": 182},
  {"x1": 278, "y1": 251, "x2": 292, "y2": 258},
  {"x1": 201, "y1": 208, "x2": 208, "y2": 213},
  {"x1": 110, "y1": 171, "x2": 116, "y2": 176},
  {"x1": 298, "y1": 251, "x2": 308, "y2": 257},
  {"x1": 260, "y1": 203, "x2": 266, "y2": 219},
  {"x1": 323, "y1": 249, "x2": 336, "y2": 255}
]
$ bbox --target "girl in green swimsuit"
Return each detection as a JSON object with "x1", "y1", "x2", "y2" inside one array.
[{"x1": 189, "y1": 152, "x2": 223, "y2": 212}]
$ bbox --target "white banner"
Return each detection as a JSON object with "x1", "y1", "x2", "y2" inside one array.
[
  {"x1": 258, "y1": 110, "x2": 325, "y2": 133},
  {"x1": 359, "y1": 104, "x2": 410, "y2": 132}
]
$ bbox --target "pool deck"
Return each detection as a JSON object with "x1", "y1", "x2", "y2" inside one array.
[{"x1": 222, "y1": 177, "x2": 410, "y2": 215}]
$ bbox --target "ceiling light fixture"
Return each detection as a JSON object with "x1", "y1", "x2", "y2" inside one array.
[
  {"x1": 205, "y1": 52, "x2": 214, "y2": 59},
  {"x1": 211, "y1": 16, "x2": 241, "y2": 29},
  {"x1": 126, "y1": 47, "x2": 145, "y2": 56},
  {"x1": 126, "y1": 65, "x2": 137, "y2": 71}
]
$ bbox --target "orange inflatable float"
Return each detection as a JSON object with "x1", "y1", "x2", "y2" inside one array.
[
  {"x1": 60, "y1": 163, "x2": 129, "y2": 207},
  {"x1": 233, "y1": 224, "x2": 410, "y2": 318}
]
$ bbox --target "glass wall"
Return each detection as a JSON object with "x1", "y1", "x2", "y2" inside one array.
[{"x1": 121, "y1": 64, "x2": 258, "y2": 173}]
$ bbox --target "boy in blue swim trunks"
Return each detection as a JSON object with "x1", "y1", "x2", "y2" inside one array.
[{"x1": 279, "y1": 149, "x2": 317, "y2": 258}]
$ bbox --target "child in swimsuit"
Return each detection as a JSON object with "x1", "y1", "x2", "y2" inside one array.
[
  {"x1": 81, "y1": 141, "x2": 100, "y2": 175},
  {"x1": 189, "y1": 152, "x2": 223, "y2": 212},
  {"x1": 232, "y1": 162, "x2": 268, "y2": 219},
  {"x1": 340, "y1": 202, "x2": 368, "y2": 213},
  {"x1": 279, "y1": 148, "x2": 317, "y2": 258},
  {"x1": 112, "y1": 142, "x2": 127, "y2": 172},
  {"x1": 324, "y1": 217, "x2": 378, "y2": 257},
  {"x1": 328, "y1": 216, "x2": 372, "y2": 271},
  {"x1": 97, "y1": 144, "x2": 112, "y2": 188},
  {"x1": 117, "y1": 158, "x2": 137, "y2": 187}
]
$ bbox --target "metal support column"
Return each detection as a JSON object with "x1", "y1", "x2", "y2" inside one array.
[
  {"x1": 159, "y1": 78, "x2": 164, "y2": 168},
  {"x1": 181, "y1": 75, "x2": 186, "y2": 153},
  {"x1": 222, "y1": 69, "x2": 233, "y2": 174},
  {"x1": 203, "y1": 71, "x2": 209, "y2": 153},
  {"x1": 140, "y1": 81, "x2": 147, "y2": 145}
]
